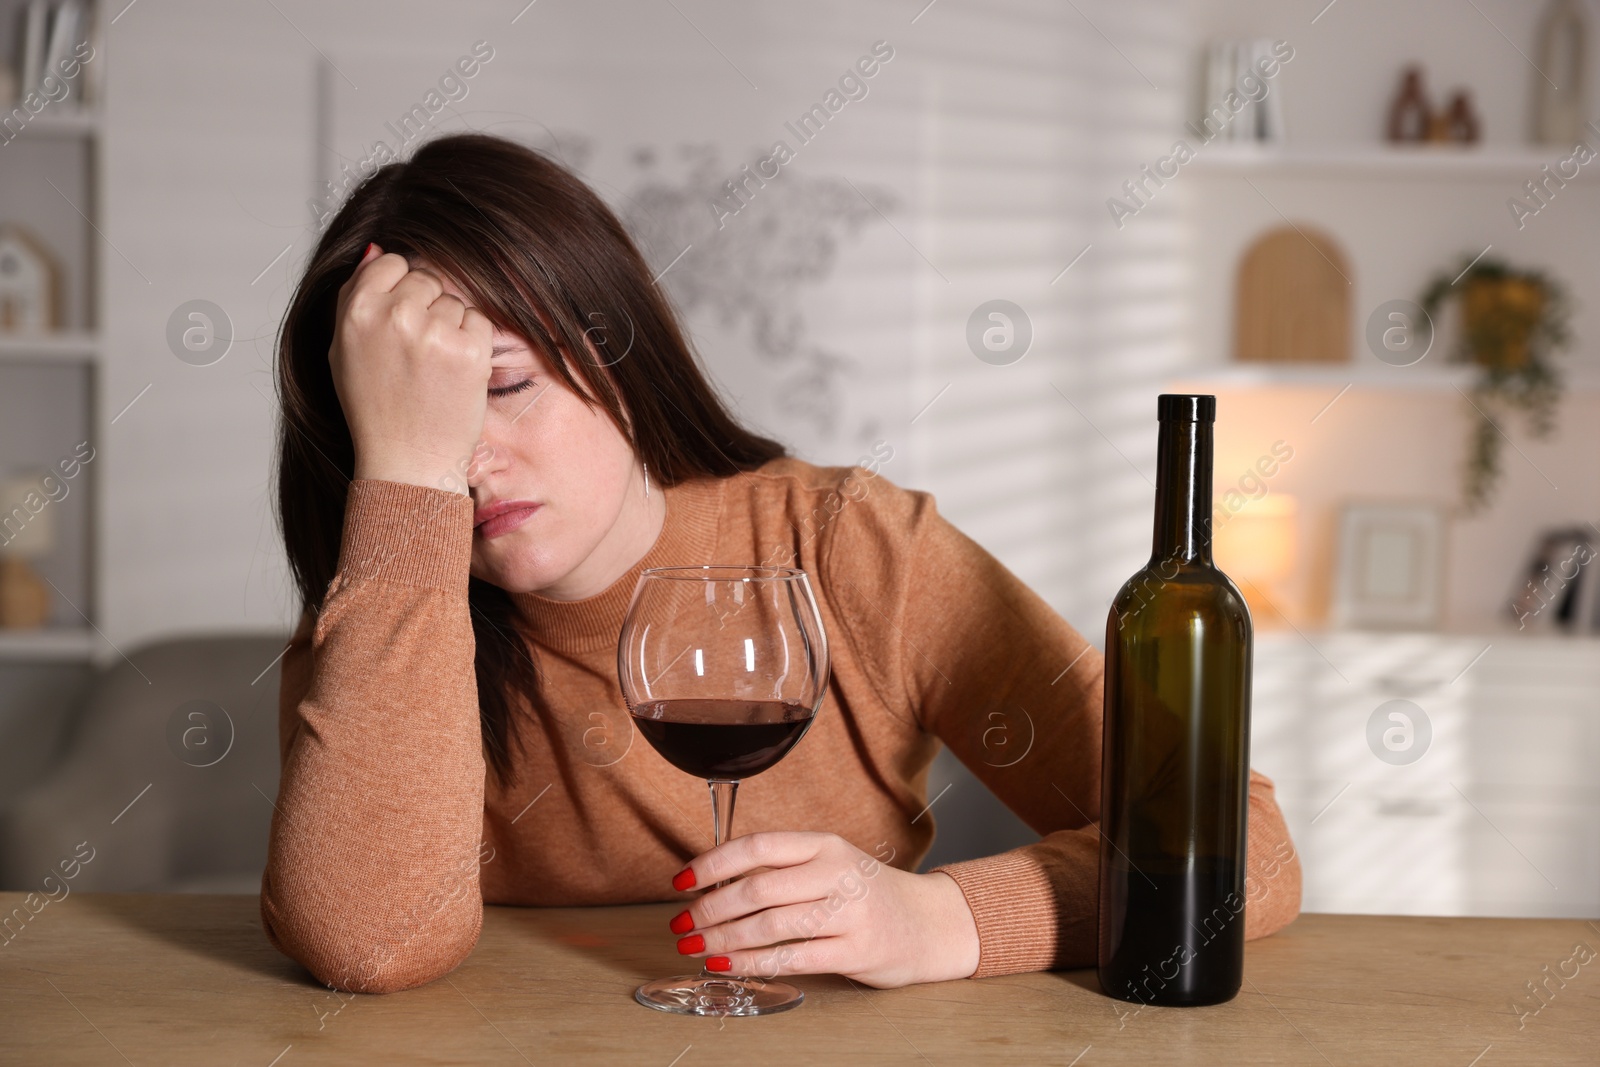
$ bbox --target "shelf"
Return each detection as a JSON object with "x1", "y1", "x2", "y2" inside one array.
[
  {"x1": 1168, "y1": 362, "x2": 1600, "y2": 391},
  {"x1": 1170, "y1": 363, "x2": 1468, "y2": 389},
  {"x1": 5, "y1": 107, "x2": 100, "y2": 140},
  {"x1": 0, "y1": 331, "x2": 100, "y2": 363},
  {"x1": 1189, "y1": 142, "x2": 1589, "y2": 180},
  {"x1": 0, "y1": 627, "x2": 98, "y2": 662}
]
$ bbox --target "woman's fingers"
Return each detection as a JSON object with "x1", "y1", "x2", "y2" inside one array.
[
  {"x1": 684, "y1": 831, "x2": 833, "y2": 889},
  {"x1": 460, "y1": 305, "x2": 494, "y2": 343},
  {"x1": 391, "y1": 264, "x2": 446, "y2": 306},
  {"x1": 705, "y1": 936, "x2": 848, "y2": 981},
  {"x1": 427, "y1": 290, "x2": 470, "y2": 329},
  {"x1": 689, "y1": 866, "x2": 826, "y2": 930},
  {"x1": 330, "y1": 242, "x2": 492, "y2": 491},
  {"x1": 683, "y1": 896, "x2": 856, "y2": 960},
  {"x1": 346, "y1": 245, "x2": 408, "y2": 296},
  {"x1": 678, "y1": 833, "x2": 869, "y2": 933}
]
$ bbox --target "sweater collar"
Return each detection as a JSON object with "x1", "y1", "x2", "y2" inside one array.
[{"x1": 509, "y1": 474, "x2": 727, "y2": 655}]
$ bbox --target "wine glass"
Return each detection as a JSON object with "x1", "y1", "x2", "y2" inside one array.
[{"x1": 618, "y1": 565, "x2": 830, "y2": 1017}]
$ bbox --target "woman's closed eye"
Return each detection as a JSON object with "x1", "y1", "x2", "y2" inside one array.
[{"x1": 489, "y1": 377, "x2": 538, "y2": 398}]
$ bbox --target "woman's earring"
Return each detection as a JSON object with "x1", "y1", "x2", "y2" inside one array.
[{"x1": 643, "y1": 461, "x2": 651, "y2": 498}]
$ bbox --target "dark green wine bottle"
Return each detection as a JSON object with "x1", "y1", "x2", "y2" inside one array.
[{"x1": 1097, "y1": 393, "x2": 1252, "y2": 1007}]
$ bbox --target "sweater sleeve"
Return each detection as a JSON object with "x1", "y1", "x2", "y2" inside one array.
[
  {"x1": 259, "y1": 478, "x2": 488, "y2": 995},
  {"x1": 823, "y1": 473, "x2": 1301, "y2": 980}
]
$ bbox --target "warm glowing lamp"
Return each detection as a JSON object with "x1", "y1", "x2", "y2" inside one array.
[{"x1": 1213, "y1": 493, "x2": 1297, "y2": 626}]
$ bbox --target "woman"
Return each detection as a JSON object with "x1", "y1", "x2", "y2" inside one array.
[{"x1": 263, "y1": 132, "x2": 1301, "y2": 996}]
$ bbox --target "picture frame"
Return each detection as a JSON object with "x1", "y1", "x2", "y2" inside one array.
[
  {"x1": 1507, "y1": 526, "x2": 1598, "y2": 633},
  {"x1": 1331, "y1": 501, "x2": 1446, "y2": 630}
]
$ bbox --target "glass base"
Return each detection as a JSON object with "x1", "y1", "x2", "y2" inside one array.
[{"x1": 634, "y1": 973, "x2": 805, "y2": 1017}]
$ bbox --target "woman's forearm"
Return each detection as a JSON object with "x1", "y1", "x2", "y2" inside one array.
[{"x1": 261, "y1": 479, "x2": 487, "y2": 994}]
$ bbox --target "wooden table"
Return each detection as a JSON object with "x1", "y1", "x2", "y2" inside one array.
[{"x1": 1, "y1": 894, "x2": 1595, "y2": 1065}]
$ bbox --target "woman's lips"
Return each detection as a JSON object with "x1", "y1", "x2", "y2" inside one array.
[{"x1": 474, "y1": 501, "x2": 542, "y2": 540}]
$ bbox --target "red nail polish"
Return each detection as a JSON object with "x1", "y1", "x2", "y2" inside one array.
[
  {"x1": 669, "y1": 910, "x2": 695, "y2": 935},
  {"x1": 677, "y1": 934, "x2": 705, "y2": 955},
  {"x1": 672, "y1": 867, "x2": 697, "y2": 891},
  {"x1": 706, "y1": 956, "x2": 732, "y2": 972},
  {"x1": 362, "y1": 242, "x2": 375, "y2": 258}
]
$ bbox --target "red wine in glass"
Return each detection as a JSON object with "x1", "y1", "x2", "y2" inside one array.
[
  {"x1": 631, "y1": 699, "x2": 816, "y2": 780},
  {"x1": 618, "y1": 565, "x2": 830, "y2": 1017}
]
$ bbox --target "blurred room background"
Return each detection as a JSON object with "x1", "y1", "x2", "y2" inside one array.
[{"x1": 0, "y1": 0, "x2": 1594, "y2": 922}]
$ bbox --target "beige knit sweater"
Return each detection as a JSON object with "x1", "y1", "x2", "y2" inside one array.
[{"x1": 260, "y1": 457, "x2": 1301, "y2": 993}]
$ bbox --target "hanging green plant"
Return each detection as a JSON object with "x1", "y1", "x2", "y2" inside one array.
[{"x1": 1420, "y1": 256, "x2": 1572, "y2": 513}]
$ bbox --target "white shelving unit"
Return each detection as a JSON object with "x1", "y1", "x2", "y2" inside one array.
[
  {"x1": 0, "y1": 3, "x2": 103, "y2": 665},
  {"x1": 1251, "y1": 629, "x2": 1600, "y2": 919}
]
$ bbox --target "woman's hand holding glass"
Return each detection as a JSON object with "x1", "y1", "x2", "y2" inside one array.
[{"x1": 670, "y1": 830, "x2": 981, "y2": 988}]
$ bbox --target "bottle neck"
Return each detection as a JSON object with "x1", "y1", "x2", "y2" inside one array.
[{"x1": 1151, "y1": 417, "x2": 1214, "y2": 566}]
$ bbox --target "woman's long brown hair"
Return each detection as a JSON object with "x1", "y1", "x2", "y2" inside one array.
[{"x1": 275, "y1": 132, "x2": 787, "y2": 785}]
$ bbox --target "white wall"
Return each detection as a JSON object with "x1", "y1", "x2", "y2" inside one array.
[
  {"x1": 98, "y1": 0, "x2": 1191, "y2": 650},
  {"x1": 100, "y1": 3, "x2": 314, "y2": 645}
]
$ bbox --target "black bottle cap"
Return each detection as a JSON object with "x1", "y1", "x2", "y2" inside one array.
[{"x1": 1157, "y1": 394, "x2": 1216, "y2": 422}]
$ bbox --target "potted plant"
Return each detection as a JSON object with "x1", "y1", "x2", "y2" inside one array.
[{"x1": 1420, "y1": 256, "x2": 1572, "y2": 513}]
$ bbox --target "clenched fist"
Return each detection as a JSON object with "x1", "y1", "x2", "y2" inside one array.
[{"x1": 329, "y1": 242, "x2": 494, "y2": 493}]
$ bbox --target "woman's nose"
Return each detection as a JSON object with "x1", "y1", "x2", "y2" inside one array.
[{"x1": 464, "y1": 439, "x2": 502, "y2": 488}]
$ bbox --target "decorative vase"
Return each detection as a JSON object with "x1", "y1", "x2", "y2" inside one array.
[{"x1": 1535, "y1": 0, "x2": 1589, "y2": 144}]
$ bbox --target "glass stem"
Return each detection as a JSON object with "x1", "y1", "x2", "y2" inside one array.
[
  {"x1": 707, "y1": 778, "x2": 740, "y2": 888},
  {"x1": 704, "y1": 778, "x2": 741, "y2": 983}
]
